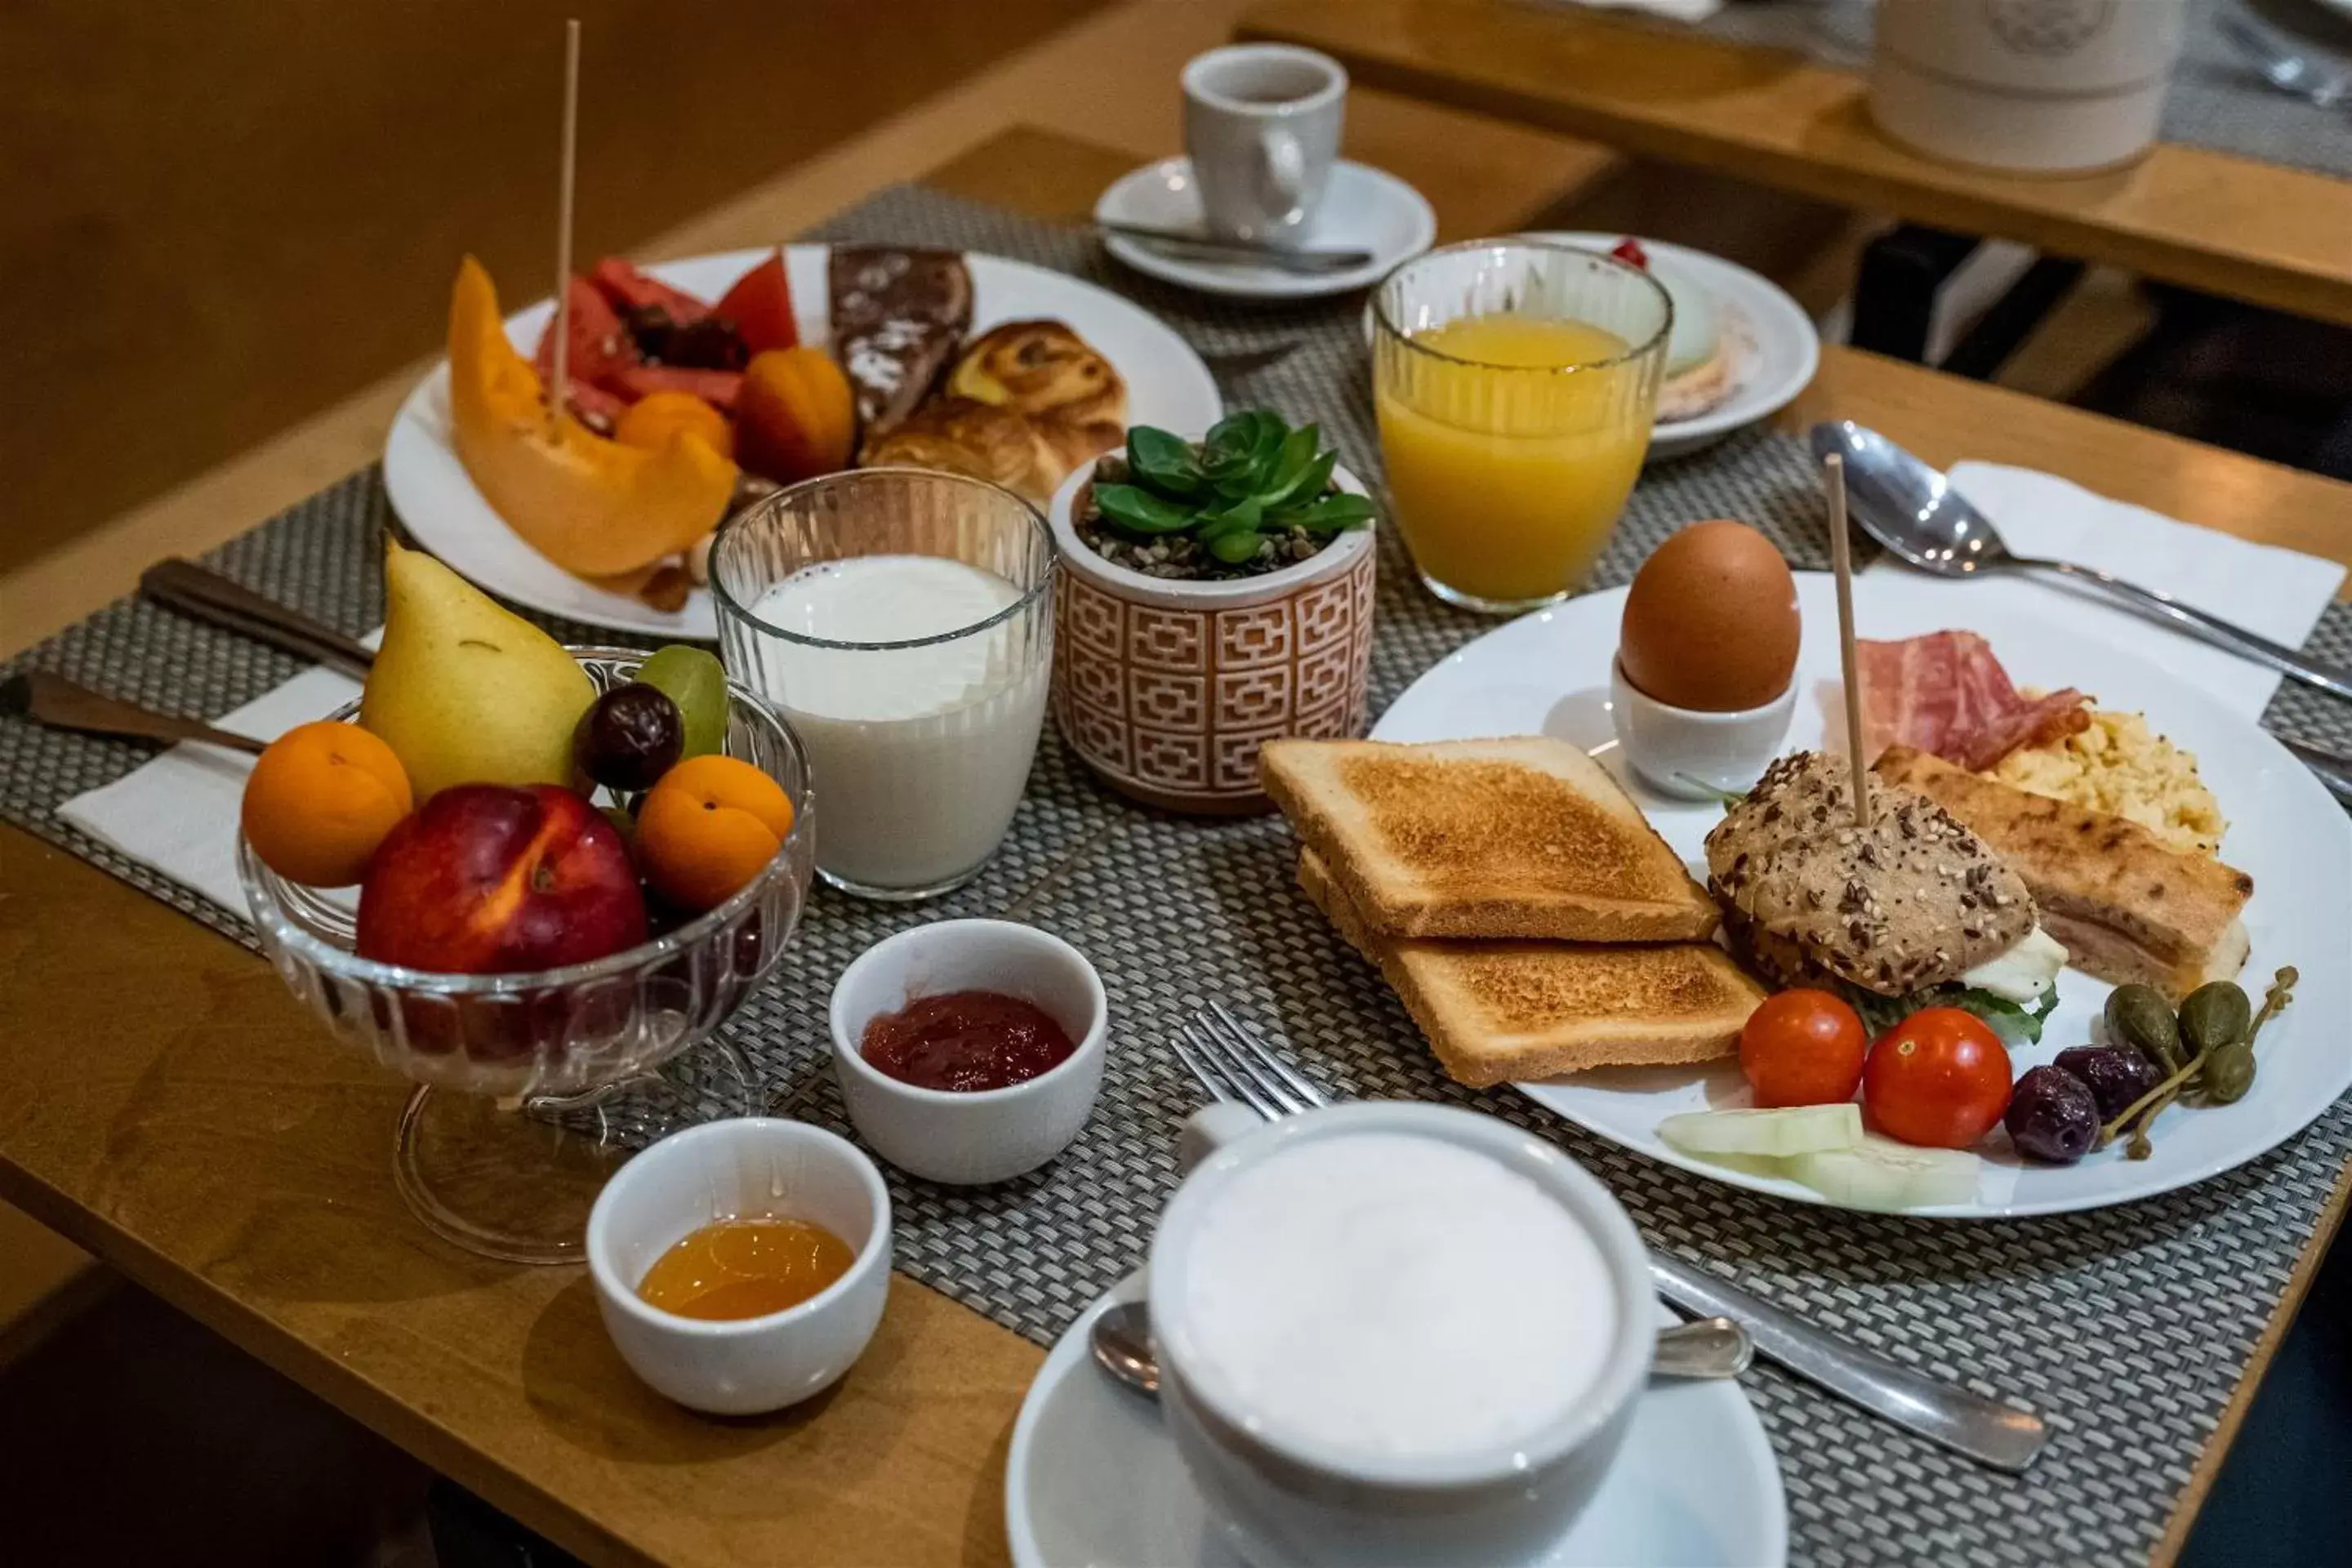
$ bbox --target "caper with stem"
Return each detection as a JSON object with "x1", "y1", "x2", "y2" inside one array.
[
  {"x1": 2178, "y1": 982, "x2": 2252, "y2": 1058},
  {"x1": 2203, "y1": 1040, "x2": 2256, "y2": 1105},
  {"x1": 2104, "y1": 984, "x2": 2182, "y2": 1071}
]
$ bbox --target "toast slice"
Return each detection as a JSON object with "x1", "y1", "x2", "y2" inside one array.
[
  {"x1": 1874, "y1": 746, "x2": 2252, "y2": 1001},
  {"x1": 1302, "y1": 851, "x2": 1764, "y2": 1087},
  {"x1": 1259, "y1": 737, "x2": 1718, "y2": 942}
]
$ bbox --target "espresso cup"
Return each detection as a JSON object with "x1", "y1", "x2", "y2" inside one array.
[
  {"x1": 1181, "y1": 44, "x2": 1346, "y2": 242},
  {"x1": 1148, "y1": 1101, "x2": 1654, "y2": 1568}
]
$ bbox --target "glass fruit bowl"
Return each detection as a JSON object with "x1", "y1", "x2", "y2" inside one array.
[{"x1": 237, "y1": 648, "x2": 815, "y2": 1263}]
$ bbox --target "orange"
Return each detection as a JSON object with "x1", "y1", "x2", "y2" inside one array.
[
  {"x1": 241, "y1": 721, "x2": 415, "y2": 886},
  {"x1": 635, "y1": 754, "x2": 795, "y2": 911},
  {"x1": 615, "y1": 390, "x2": 735, "y2": 462}
]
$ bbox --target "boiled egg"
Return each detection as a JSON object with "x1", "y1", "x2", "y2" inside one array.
[{"x1": 1619, "y1": 519, "x2": 1800, "y2": 711}]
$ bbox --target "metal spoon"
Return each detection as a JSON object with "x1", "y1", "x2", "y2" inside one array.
[
  {"x1": 1089, "y1": 1302, "x2": 1753, "y2": 1401},
  {"x1": 1810, "y1": 421, "x2": 2352, "y2": 702}
]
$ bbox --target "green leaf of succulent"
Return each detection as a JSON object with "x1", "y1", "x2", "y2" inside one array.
[
  {"x1": 1094, "y1": 483, "x2": 1202, "y2": 536},
  {"x1": 1208, "y1": 528, "x2": 1267, "y2": 564},
  {"x1": 1125, "y1": 426, "x2": 1204, "y2": 497},
  {"x1": 1262, "y1": 448, "x2": 1338, "y2": 511},
  {"x1": 1198, "y1": 495, "x2": 1265, "y2": 541},
  {"x1": 1273, "y1": 492, "x2": 1378, "y2": 533}
]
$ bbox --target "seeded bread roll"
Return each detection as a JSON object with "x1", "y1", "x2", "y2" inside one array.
[{"x1": 1704, "y1": 751, "x2": 2034, "y2": 996}]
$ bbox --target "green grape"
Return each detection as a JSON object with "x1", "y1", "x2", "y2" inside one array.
[{"x1": 635, "y1": 645, "x2": 729, "y2": 759}]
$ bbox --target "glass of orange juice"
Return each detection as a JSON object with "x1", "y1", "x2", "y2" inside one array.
[{"x1": 1373, "y1": 240, "x2": 1672, "y2": 613}]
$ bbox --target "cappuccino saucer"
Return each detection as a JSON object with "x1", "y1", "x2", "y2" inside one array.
[{"x1": 1004, "y1": 1272, "x2": 1787, "y2": 1568}]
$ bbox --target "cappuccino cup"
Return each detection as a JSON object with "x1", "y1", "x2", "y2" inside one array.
[
  {"x1": 1181, "y1": 44, "x2": 1347, "y2": 242},
  {"x1": 1148, "y1": 1101, "x2": 1653, "y2": 1568}
]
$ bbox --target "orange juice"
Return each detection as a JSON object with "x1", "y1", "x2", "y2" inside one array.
[{"x1": 1375, "y1": 315, "x2": 1655, "y2": 608}]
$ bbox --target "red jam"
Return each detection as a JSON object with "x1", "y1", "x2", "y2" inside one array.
[{"x1": 861, "y1": 991, "x2": 1077, "y2": 1093}]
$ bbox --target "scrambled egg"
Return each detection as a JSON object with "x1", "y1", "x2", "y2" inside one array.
[{"x1": 1989, "y1": 710, "x2": 2225, "y2": 855}]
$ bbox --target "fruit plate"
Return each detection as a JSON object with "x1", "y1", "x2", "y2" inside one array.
[
  {"x1": 1371, "y1": 571, "x2": 2352, "y2": 1218},
  {"x1": 383, "y1": 247, "x2": 1225, "y2": 640}
]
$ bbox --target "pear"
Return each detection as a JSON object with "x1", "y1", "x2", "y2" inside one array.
[{"x1": 360, "y1": 542, "x2": 595, "y2": 800}]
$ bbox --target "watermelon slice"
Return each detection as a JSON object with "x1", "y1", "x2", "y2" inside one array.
[
  {"x1": 602, "y1": 363, "x2": 743, "y2": 413},
  {"x1": 533, "y1": 277, "x2": 639, "y2": 390},
  {"x1": 713, "y1": 251, "x2": 800, "y2": 354},
  {"x1": 590, "y1": 257, "x2": 710, "y2": 323}
]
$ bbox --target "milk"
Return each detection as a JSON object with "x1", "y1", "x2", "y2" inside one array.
[
  {"x1": 1169, "y1": 1131, "x2": 1619, "y2": 1463},
  {"x1": 737, "y1": 555, "x2": 1048, "y2": 892}
]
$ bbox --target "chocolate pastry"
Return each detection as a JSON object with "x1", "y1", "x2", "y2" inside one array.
[{"x1": 827, "y1": 247, "x2": 973, "y2": 438}]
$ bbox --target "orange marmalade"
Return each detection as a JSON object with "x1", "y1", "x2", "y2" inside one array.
[{"x1": 636, "y1": 1218, "x2": 854, "y2": 1321}]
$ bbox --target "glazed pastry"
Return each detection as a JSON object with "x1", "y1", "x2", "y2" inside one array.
[
  {"x1": 947, "y1": 318, "x2": 1129, "y2": 430},
  {"x1": 862, "y1": 396, "x2": 1119, "y2": 503},
  {"x1": 828, "y1": 247, "x2": 974, "y2": 437}
]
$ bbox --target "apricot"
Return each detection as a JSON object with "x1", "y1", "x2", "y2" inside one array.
[
  {"x1": 635, "y1": 754, "x2": 795, "y2": 911},
  {"x1": 735, "y1": 346, "x2": 854, "y2": 483},
  {"x1": 616, "y1": 390, "x2": 735, "y2": 462},
  {"x1": 242, "y1": 721, "x2": 415, "y2": 887}
]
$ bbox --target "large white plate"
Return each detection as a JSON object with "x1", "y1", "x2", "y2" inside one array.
[
  {"x1": 1373, "y1": 572, "x2": 2352, "y2": 1218},
  {"x1": 383, "y1": 247, "x2": 1224, "y2": 639},
  {"x1": 1004, "y1": 1272, "x2": 1786, "y2": 1568}
]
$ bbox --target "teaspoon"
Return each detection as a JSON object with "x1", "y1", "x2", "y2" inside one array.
[
  {"x1": 1088, "y1": 1301, "x2": 1753, "y2": 1401},
  {"x1": 1808, "y1": 421, "x2": 2352, "y2": 702}
]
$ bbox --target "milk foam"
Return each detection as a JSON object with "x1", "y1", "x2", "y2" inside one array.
[{"x1": 1173, "y1": 1132, "x2": 1619, "y2": 1463}]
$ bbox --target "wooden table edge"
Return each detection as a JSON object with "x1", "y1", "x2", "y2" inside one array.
[{"x1": 1236, "y1": 0, "x2": 2352, "y2": 327}]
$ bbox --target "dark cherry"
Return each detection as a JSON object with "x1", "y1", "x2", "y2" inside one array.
[{"x1": 573, "y1": 682, "x2": 684, "y2": 792}]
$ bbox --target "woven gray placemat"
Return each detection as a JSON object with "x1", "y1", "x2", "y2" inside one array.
[
  {"x1": 4, "y1": 184, "x2": 2349, "y2": 1567},
  {"x1": 1582, "y1": 0, "x2": 2352, "y2": 182}
]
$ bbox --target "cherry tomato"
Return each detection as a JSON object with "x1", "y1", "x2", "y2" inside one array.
[
  {"x1": 1864, "y1": 1008, "x2": 2013, "y2": 1148},
  {"x1": 1739, "y1": 989, "x2": 1868, "y2": 1107}
]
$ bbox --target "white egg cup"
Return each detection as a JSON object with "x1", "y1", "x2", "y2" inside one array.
[
  {"x1": 828, "y1": 919, "x2": 1108, "y2": 1186},
  {"x1": 1609, "y1": 656, "x2": 1796, "y2": 800},
  {"x1": 586, "y1": 1118, "x2": 891, "y2": 1415}
]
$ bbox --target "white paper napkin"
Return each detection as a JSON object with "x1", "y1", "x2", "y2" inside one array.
[
  {"x1": 56, "y1": 662, "x2": 364, "y2": 916},
  {"x1": 1863, "y1": 462, "x2": 2345, "y2": 720}
]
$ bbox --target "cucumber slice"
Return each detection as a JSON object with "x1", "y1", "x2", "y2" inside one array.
[
  {"x1": 1788, "y1": 1136, "x2": 1981, "y2": 1212},
  {"x1": 1657, "y1": 1103, "x2": 1864, "y2": 1159}
]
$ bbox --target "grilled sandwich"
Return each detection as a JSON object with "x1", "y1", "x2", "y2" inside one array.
[
  {"x1": 1258, "y1": 737, "x2": 1719, "y2": 942},
  {"x1": 1873, "y1": 746, "x2": 2251, "y2": 1001},
  {"x1": 1299, "y1": 851, "x2": 1766, "y2": 1085}
]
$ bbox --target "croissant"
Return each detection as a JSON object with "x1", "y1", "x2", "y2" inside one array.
[
  {"x1": 861, "y1": 396, "x2": 1119, "y2": 504},
  {"x1": 947, "y1": 319, "x2": 1129, "y2": 430}
]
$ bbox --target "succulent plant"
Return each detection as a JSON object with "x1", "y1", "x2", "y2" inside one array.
[{"x1": 1089, "y1": 411, "x2": 1374, "y2": 566}]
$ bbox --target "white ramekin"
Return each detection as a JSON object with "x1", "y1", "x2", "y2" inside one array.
[
  {"x1": 828, "y1": 919, "x2": 1108, "y2": 1185},
  {"x1": 586, "y1": 1117, "x2": 891, "y2": 1414}
]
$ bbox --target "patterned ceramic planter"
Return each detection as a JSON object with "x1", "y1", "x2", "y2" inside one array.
[{"x1": 1047, "y1": 457, "x2": 1377, "y2": 815}]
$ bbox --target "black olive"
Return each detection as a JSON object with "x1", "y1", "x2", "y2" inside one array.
[
  {"x1": 2006, "y1": 1066, "x2": 2100, "y2": 1165},
  {"x1": 2053, "y1": 1045, "x2": 2162, "y2": 1123}
]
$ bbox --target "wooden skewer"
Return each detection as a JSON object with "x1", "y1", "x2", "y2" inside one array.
[
  {"x1": 547, "y1": 18, "x2": 582, "y2": 427},
  {"x1": 1825, "y1": 452, "x2": 1871, "y2": 826}
]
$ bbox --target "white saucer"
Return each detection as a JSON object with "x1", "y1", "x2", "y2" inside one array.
[
  {"x1": 1096, "y1": 158, "x2": 1435, "y2": 300},
  {"x1": 1525, "y1": 234, "x2": 1821, "y2": 462},
  {"x1": 1004, "y1": 1271, "x2": 1787, "y2": 1568}
]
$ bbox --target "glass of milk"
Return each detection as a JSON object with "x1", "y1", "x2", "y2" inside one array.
[{"x1": 709, "y1": 469, "x2": 1054, "y2": 901}]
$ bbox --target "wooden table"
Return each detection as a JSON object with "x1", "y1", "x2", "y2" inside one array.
[
  {"x1": 6, "y1": 114, "x2": 2352, "y2": 1566},
  {"x1": 1239, "y1": 0, "x2": 2352, "y2": 328}
]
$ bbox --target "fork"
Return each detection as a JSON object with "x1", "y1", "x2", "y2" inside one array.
[
  {"x1": 1173, "y1": 1003, "x2": 2051, "y2": 1473},
  {"x1": 2219, "y1": 11, "x2": 2352, "y2": 109}
]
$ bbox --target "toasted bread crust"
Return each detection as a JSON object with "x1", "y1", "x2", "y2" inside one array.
[
  {"x1": 1302, "y1": 851, "x2": 1762, "y2": 1086},
  {"x1": 1261, "y1": 738, "x2": 1717, "y2": 942},
  {"x1": 1873, "y1": 746, "x2": 2252, "y2": 1000}
]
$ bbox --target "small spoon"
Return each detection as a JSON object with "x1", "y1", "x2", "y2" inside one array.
[
  {"x1": 1809, "y1": 421, "x2": 2352, "y2": 702},
  {"x1": 1089, "y1": 1302, "x2": 1753, "y2": 1401}
]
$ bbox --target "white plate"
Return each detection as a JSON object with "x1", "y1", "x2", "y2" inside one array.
[
  {"x1": 382, "y1": 247, "x2": 1224, "y2": 640},
  {"x1": 1524, "y1": 234, "x2": 1820, "y2": 462},
  {"x1": 1373, "y1": 572, "x2": 2352, "y2": 1218},
  {"x1": 1004, "y1": 1271, "x2": 1786, "y2": 1568},
  {"x1": 1096, "y1": 158, "x2": 1436, "y2": 301}
]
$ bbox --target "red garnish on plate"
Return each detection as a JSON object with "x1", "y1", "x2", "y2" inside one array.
[{"x1": 1610, "y1": 236, "x2": 1650, "y2": 270}]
